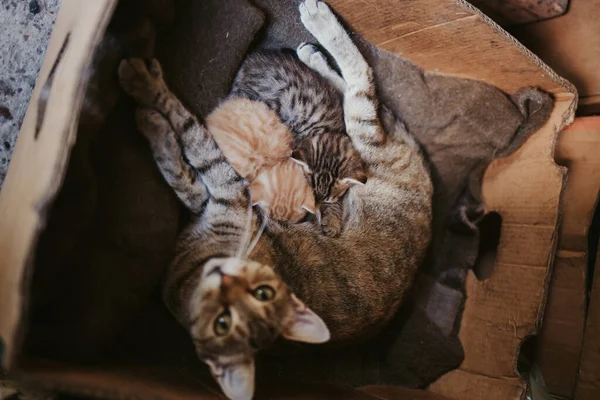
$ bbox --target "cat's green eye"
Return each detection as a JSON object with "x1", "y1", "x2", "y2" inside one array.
[
  {"x1": 253, "y1": 285, "x2": 275, "y2": 301},
  {"x1": 214, "y1": 311, "x2": 232, "y2": 336}
]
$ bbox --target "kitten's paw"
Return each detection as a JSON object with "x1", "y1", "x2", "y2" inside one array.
[
  {"x1": 321, "y1": 214, "x2": 342, "y2": 237},
  {"x1": 298, "y1": 43, "x2": 331, "y2": 73},
  {"x1": 118, "y1": 58, "x2": 166, "y2": 107},
  {"x1": 299, "y1": 0, "x2": 339, "y2": 39},
  {"x1": 297, "y1": 42, "x2": 319, "y2": 64}
]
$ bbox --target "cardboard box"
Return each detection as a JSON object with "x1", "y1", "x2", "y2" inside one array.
[
  {"x1": 535, "y1": 116, "x2": 600, "y2": 399},
  {"x1": 469, "y1": 0, "x2": 569, "y2": 26},
  {"x1": 0, "y1": 0, "x2": 576, "y2": 399},
  {"x1": 511, "y1": 0, "x2": 600, "y2": 115},
  {"x1": 576, "y1": 202, "x2": 600, "y2": 399}
]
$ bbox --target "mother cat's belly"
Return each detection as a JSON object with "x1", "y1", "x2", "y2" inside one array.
[{"x1": 262, "y1": 202, "x2": 430, "y2": 342}]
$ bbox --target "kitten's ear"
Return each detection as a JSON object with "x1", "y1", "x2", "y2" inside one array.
[
  {"x1": 249, "y1": 180, "x2": 268, "y2": 208},
  {"x1": 301, "y1": 193, "x2": 317, "y2": 215},
  {"x1": 205, "y1": 358, "x2": 255, "y2": 400},
  {"x1": 291, "y1": 148, "x2": 312, "y2": 174},
  {"x1": 341, "y1": 177, "x2": 366, "y2": 186},
  {"x1": 283, "y1": 294, "x2": 330, "y2": 344},
  {"x1": 341, "y1": 167, "x2": 367, "y2": 187},
  {"x1": 341, "y1": 158, "x2": 367, "y2": 186}
]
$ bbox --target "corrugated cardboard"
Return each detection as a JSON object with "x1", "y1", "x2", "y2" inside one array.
[
  {"x1": 536, "y1": 117, "x2": 600, "y2": 399},
  {"x1": 469, "y1": 0, "x2": 569, "y2": 26},
  {"x1": 511, "y1": 0, "x2": 600, "y2": 115},
  {"x1": 576, "y1": 245, "x2": 600, "y2": 400},
  {"x1": 571, "y1": 117, "x2": 600, "y2": 400},
  {"x1": 0, "y1": 0, "x2": 576, "y2": 399}
]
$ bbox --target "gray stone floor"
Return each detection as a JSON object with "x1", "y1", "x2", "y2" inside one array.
[{"x1": 0, "y1": 0, "x2": 61, "y2": 188}]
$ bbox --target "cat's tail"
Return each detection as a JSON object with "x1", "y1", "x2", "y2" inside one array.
[{"x1": 380, "y1": 104, "x2": 420, "y2": 152}]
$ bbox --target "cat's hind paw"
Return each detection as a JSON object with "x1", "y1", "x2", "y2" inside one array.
[
  {"x1": 297, "y1": 43, "x2": 329, "y2": 73},
  {"x1": 299, "y1": 0, "x2": 340, "y2": 40},
  {"x1": 297, "y1": 42, "x2": 320, "y2": 64},
  {"x1": 118, "y1": 58, "x2": 166, "y2": 107}
]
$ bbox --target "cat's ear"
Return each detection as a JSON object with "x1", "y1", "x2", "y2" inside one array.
[
  {"x1": 291, "y1": 149, "x2": 312, "y2": 174},
  {"x1": 249, "y1": 180, "x2": 268, "y2": 208},
  {"x1": 340, "y1": 167, "x2": 367, "y2": 187},
  {"x1": 341, "y1": 155, "x2": 367, "y2": 186},
  {"x1": 205, "y1": 358, "x2": 255, "y2": 400},
  {"x1": 282, "y1": 294, "x2": 330, "y2": 344},
  {"x1": 341, "y1": 176, "x2": 366, "y2": 186},
  {"x1": 301, "y1": 193, "x2": 317, "y2": 215}
]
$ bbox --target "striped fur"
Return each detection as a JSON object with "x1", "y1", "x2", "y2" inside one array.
[
  {"x1": 231, "y1": 50, "x2": 365, "y2": 237},
  {"x1": 118, "y1": 1, "x2": 432, "y2": 398},
  {"x1": 205, "y1": 98, "x2": 316, "y2": 222}
]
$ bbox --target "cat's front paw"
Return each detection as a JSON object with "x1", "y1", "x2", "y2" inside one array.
[
  {"x1": 299, "y1": 0, "x2": 339, "y2": 39},
  {"x1": 118, "y1": 58, "x2": 166, "y2": 107},
  {"x1": 135, "y1": 107, "x2": 170, "y2": 141},
  {"x1": 321, "y1": 213, "x2": 342, "y2": 237}
]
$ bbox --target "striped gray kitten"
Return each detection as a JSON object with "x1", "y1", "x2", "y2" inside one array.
[
  {"x1": 231, "y1": 50, "x2": 365, "y2": 237},
  {"x1": 118, "y1": 1, "x2": 432, "y2": 399}
]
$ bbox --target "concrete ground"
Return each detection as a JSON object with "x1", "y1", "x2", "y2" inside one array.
[{"x1": 0, "y1": 0, "x2": 61, "y2": 188}]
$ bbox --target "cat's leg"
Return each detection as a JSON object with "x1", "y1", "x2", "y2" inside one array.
[
  {"x1": 297, "y1": 43, "x2": 347, "y2": 93},
  {"x1": 300, "y1": 0, "x2": 387, "y2": 158},
  {"x1": 319, "y1": 201, "x2": 344, "y2": 237},
  {"x1": 119, "y1": 58, "x2": 246, "y2": 204},
  {"x1": 135, "y1": 107, "x2": 209, "y2": 213}
]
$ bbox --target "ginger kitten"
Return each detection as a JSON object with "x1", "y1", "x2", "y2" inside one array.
[{"x1": 206, "y1": 98, "x2": 316, "y2": 222}]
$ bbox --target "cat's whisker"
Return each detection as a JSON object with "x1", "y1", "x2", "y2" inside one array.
[
  {"x1": 245, "y1": 211, "x2": 268, "y2": 259},
  {"x1": 236, "y1": 199, "x2": 254, "y2": 260}
]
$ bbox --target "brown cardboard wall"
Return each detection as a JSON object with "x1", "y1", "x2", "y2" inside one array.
[
  {"x1": 430, "y1": 104, "x2": 568, "y2": 399},
  {"x1": 572, "y1": 118, "x2": 600, "y2": 400},
  {"x1": 512, "y1": 0, "x2": 600, "y2": 115},
  {"x1": 537, "y1": 117, "x2": 600, "y2": 398}
]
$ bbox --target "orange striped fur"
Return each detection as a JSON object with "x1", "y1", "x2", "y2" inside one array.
[{"x1": 206, "y1": 98, "x2": 315, "y2": 221}]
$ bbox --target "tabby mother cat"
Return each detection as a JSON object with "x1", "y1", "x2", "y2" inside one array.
[{"x1": 118, "y1": 1, "x2": 433, "y2": 399}]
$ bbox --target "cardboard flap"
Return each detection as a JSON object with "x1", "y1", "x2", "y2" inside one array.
[
  {"x1": 0, "y1": 0, "x2": 118, "y2": 368},
  {"x1": 429, "y1": 92, "x2": 569, "y2": 400}
]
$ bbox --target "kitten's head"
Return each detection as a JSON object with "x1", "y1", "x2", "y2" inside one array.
[
  {"x1": 190, "y1": 257, "x2": 329, "y2": 400},
  {"x1": 292, "y1": 135, "x2": 366, "y2": 207},
  {"x1": 249, "y1": 161, "x2": 316, "y2": 223}
]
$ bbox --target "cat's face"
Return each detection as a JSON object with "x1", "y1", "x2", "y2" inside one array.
[
  {"x1": 189, "y1": 257, "x2": 329, "y2": 400},
  {"x1": 249, "y1": 161, "x2": 316, "y2": 223},
  {"x1": 292, "y1": 135, "x2": 366, "y2": 207}
]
